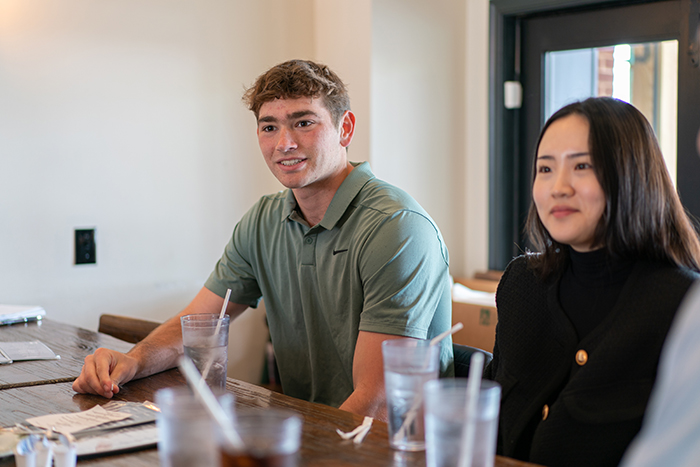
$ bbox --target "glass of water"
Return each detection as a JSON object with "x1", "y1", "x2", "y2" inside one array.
[
  {"x1": 181, "y1": 313, "x2": 230, "y2": 390},
  {"x1": 155, "y1": 386, "x2": 234, "y2": 467},
  {"x1": 382, "y1": 338, "x2": 440, "y2": 451},
  {"x1": 424, "y1": 379, "x2": 501, "y2": 467}
]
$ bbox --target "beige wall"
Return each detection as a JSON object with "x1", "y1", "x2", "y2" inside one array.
[
  {"x1": 0, "y1": 0, "x2": 489, "y2": 382},
  {"x1": 370, "y1": 0, "x2": 489, "y2": 277}
]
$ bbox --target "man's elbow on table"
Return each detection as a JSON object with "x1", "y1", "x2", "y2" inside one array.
[{"x1": 339, "y1": 385, "x2": 388, "y2": 422}]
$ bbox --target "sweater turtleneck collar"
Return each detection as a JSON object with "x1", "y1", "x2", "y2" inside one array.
[
  {"x1": 559, "y1": 247, "x2": 635, "y2": 341},
  {"x1": 566, "y1": 247, "x2": 634, "y2": 288}
]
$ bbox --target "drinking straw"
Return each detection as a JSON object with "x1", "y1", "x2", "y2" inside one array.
[
  {"x1": 353, "y1": 417, "x2": 373, "y2": 445},
  {"x1": 199, "y1": 288, "x2": 231, "y2": 386},
  {"x1": 430, "y1": 322, "x2": 463, "y2": 346},
  {"x1": 336, "y1": 416, "x2": 373, "y2": 444},
  {"x1": 393, "y1": 323, "x2": 464, "y2": 443},
  {"x1": 178, "y1": 356, "x2": 245, "y2": 450},
  {"x1": 458, "y1": 352, "x2": 485, "y2": 467}
]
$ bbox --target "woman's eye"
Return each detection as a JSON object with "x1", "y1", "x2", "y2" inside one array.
[
  {"x1": 537, "y1": 166, "x2": 550, "y2": 173},
  {"x1": 575, "y1": 162, "x2": 592, "y2": 170}
]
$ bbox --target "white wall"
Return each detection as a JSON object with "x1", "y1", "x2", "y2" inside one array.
[
  {"x1": 371, "y1": 0, "x2": 489, "y2": 278},
  {"x1": 0, "y1": 0, "x2": 317, "y2": 382},
  {"x1": 462, "y1": 0, "x2": 490, "y2": 279},
  {"x1": 313, "y1": 0, "x2": 372, "y2": 164},
  {"x1": 0, "y1": 0, "x2": 490, "y2": 382}
]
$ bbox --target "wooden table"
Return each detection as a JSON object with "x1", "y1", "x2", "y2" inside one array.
[
  {"x1": 0, "y1": 320, "x2": 132, "y2": 389},
  {"x1": 0, "y1": 320, "x2": 540, "y2": 467}
]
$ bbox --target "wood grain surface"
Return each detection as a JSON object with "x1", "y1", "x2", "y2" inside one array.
[
  {"x1": 0, "y1": 320, "x2": 542, "y2": 467},
  {"x1": 0, "y1": 320, "x2": 132, "y2": 389},
  {"x1": 0, "y1": 373, "x2": 541, "y2": 467}
]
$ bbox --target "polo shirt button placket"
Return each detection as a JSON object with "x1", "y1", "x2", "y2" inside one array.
[{"x1": 301, "y1": 234, "x2": 316, "y2": 265}]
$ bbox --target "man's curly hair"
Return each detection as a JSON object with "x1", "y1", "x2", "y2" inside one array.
[{"x1": 242, "y1": 59, "x2": 350, "y2": 127}]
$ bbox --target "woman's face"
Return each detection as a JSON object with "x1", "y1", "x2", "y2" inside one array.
[{"x1": 533, "y1": 114, "x2": 606, "y2": 252}]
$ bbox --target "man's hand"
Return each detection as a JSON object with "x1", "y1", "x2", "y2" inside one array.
[
  {"x1": 72, "y1": 348, "x2": 139, "y2": 398},
  {"x1": 71, "y1": 287, "x2": 249, "y2": 399}
]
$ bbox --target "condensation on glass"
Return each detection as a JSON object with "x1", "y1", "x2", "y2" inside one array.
[{"x1": 544, "y1": 41, "x2": 679, "y2": 186}]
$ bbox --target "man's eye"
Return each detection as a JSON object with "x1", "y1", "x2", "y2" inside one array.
[
  {"x1": 296, "y1": 120, "x2": 313, "y2": 128},
  {"x1": 261, "y1": 125, "x2": 275, "y2": 132}
]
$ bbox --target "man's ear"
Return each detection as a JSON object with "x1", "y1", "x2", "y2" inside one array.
[{"x1": 339, "y1": 111, "x2": 356, "y2": 148}]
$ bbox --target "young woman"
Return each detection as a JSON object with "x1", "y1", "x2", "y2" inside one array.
[{"x1": 484, "y1": 97, "x2": 700, "y2": 467}]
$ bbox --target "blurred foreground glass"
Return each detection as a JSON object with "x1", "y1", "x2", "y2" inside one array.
[
  {"x1": 424, "y1": 379, "x2": 501, "y2": 467},
  {"x1": 219, "y1": 408, "x2": 301, "y2": 467},
  {"x1": 181, "y1": 313, "x2": 230, "y2": 390},
  {"x1": 382, "y1": 338, "x2": 440, "y2": 451},
  {"x1": 155, "y1": 386, "x2": 234, "y2": 467}
]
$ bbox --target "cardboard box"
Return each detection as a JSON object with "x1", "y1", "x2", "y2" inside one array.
[{"x1": 451, "y1": 277, "x2": 499, "y2": 353}]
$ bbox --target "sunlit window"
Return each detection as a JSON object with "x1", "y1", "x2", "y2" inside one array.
[
  {"x1": 544, "y1": 40, "x2": 678, "y2": 186},
  {"x1": 612, "y1": 44, "x2": 631, "y2": 102}
]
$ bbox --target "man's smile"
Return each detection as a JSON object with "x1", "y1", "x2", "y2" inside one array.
[{"x1": 280, "y1": 158, "x2": 305, "y2": 166}]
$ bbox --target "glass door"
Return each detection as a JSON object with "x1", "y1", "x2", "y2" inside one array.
[
  {"x1": 544, "y1": 40, "x2": 679, "y2": 185},
  {"x1": 489, "y1": 0, "x2": 700, "y2": 269}
]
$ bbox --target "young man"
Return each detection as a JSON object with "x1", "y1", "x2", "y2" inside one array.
[{"x1": 72, "y1": 59, "x2": 453, "y2": 420}]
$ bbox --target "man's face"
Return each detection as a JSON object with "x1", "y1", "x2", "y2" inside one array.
[{"x1": 256, "y1": 97, "x2": 354, "y2": 194}]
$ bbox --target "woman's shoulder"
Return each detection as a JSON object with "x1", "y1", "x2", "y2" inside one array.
[
  {"x1": 493, "y1": 254, "x2": 555, "y2": 324},
  {"x1": 501, "y1": 254, "x2": 540, "y2": 280},
  {"x1": 497, "y1": 254, "x2": 544, "y2": 295},
  {"x1": 619, "y1": 260, "x2": 700, "y2": 317},
  {"x1": 635, "y1": 260, "x2": 699, "y2": 285}
]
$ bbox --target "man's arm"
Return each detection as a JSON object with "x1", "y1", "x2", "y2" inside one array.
[
  {"x1": 339, "y1": 331, "x2": 412, "y2": 422},
  {"x1": 72, "y1": 286, "x2": 248, "y2": 398}
]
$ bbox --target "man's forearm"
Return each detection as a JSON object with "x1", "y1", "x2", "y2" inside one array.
[
  {"x1": 127, "y1": 314, "x2": 184, "y2": 379},
  {"x1": 126, "y1": 286, "x2": 249, "y2": 380}
]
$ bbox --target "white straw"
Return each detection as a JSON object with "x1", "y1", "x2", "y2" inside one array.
[
  {"x1": 178, "y1": 356, "x2": 244, "y2": 450},
  {"x1": 458, "y1": 352, "x2": 485, "y2": 467},
  {"x1": 199, "y1": 288, "x2": 231, "y2": 385},
  {"x1": 430, "y1": 322, "x2": 463, "y2": 346}
]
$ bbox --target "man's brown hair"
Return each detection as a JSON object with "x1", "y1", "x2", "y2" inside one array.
[{"x1": 242, "y1": 59, "x2": 350, "y2": 127}]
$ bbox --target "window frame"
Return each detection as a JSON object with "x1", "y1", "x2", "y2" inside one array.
[{"x1": 489, "y1": 0, "x2": 700, "y2": 270}]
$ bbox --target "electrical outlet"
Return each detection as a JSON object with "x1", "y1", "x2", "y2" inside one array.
[{"x1": 75, "y1": 228, "x2": 96, "y2": 265}]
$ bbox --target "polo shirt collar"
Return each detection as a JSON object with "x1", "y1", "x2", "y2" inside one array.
[
  {"x1": 281, "y1": 161, "x2": 375, "y2": 229},
  {"x1": 319, "y1": 161, "x2": 374, "y2": 230}
]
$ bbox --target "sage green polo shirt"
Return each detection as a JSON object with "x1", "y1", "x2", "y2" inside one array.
[{"x1": 205, "y1": 161, "x2": 453, "y2": 408}]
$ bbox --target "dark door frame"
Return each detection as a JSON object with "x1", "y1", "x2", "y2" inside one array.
[{"x1": 489, "y1": 0, "x2": 700, "y2": 270}]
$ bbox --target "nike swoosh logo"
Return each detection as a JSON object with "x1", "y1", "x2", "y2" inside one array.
[{"x1": 333, "y1": 249, "x2": 348, "y2": 255}]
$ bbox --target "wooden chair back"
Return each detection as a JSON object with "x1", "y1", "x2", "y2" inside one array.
[{"x1": 98, "y1": 314, "x2": 161, "y2": 344}]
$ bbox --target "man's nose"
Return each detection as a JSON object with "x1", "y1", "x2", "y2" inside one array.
[{"x1": 276, "y1": 127, "x2": 297, "y2": 152}]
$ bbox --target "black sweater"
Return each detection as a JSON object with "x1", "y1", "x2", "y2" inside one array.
[
  {"x1": 484, "y1": 254, "x2": 697, "y2": 467},
  {"x1": 559, "y1": 247, "x2": 634, "y2": 340}
]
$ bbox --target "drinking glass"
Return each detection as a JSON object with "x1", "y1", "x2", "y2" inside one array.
[
  {"x1": 424, "y1": 379, "x2": 501, "y2": 467},
  {"x1": 382, "y1": 338, "x2": 440, "y2": 451},
  {"x1": 181, "y1": 313, "x2": 230, "y2": 390},
  {"x1": 155, "y1": 386, "x2": 234, "y2": 467},
  {"x1": 219, "y1": 408, "x2": 301, "y2": 467}
]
